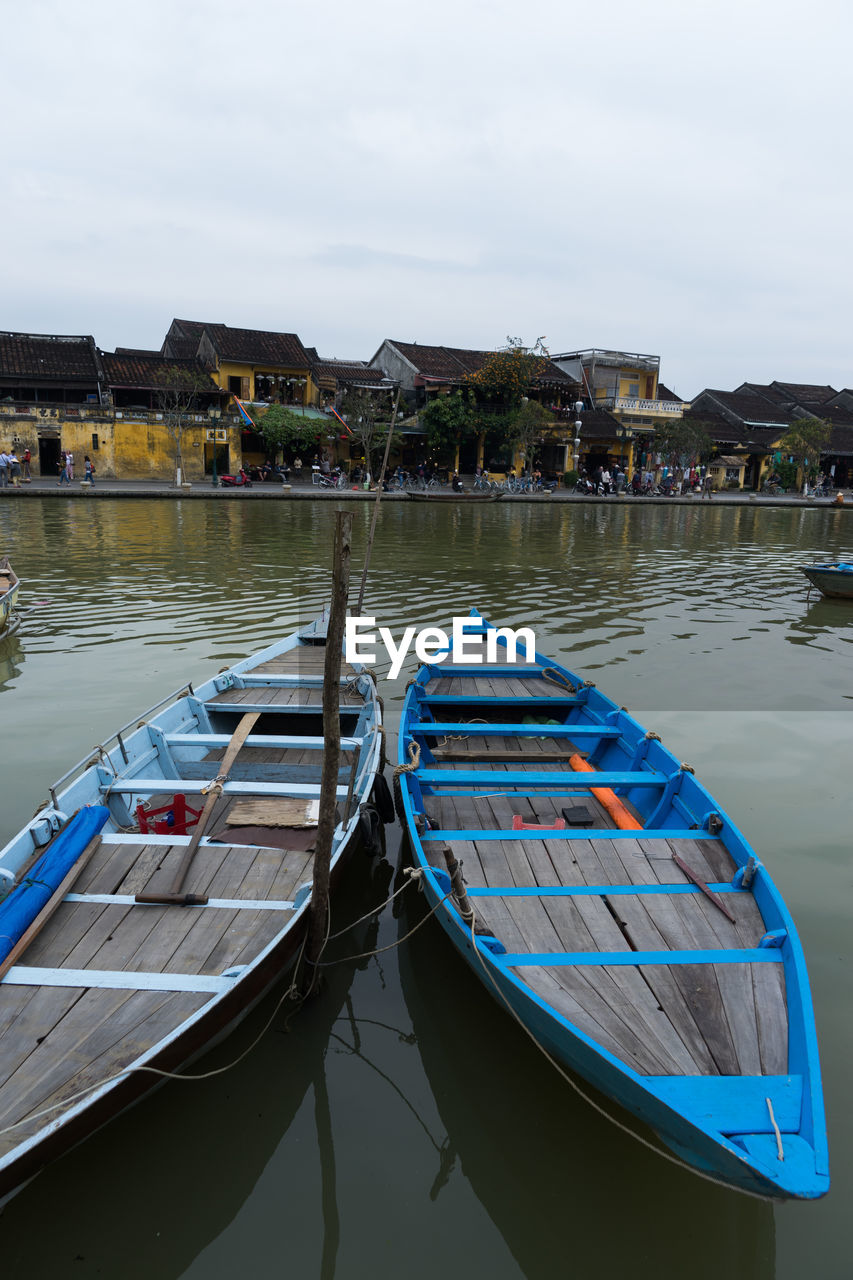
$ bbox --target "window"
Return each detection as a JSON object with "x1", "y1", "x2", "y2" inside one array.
[
  {"x1": 91, "y1": 433, "x2": 99, "y2": 451},
  {"x1": 627, "y1": 382, "x2": 640, "y2": 397}
]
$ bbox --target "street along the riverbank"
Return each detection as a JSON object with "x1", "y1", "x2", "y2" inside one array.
[{"x1": 1, "y1": 474, "x2": 850, "y2": 511}]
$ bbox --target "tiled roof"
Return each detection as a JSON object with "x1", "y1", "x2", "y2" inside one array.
[
  {"x1": 657, "y1": 382, "x2": 682, "y2": 402},
  {"x1": 693, "y1": 389, "x2": 796, "y2": 425},
  {"x1": 0, "y1": 332, "x2": 99, "y2": 381},
  {"x1": 387, "y1": 341, "x2": 485, "y2": 380},
  {"x1": 101, "y1": 352, "x2": 219, "y2": 392},
  {"x1": 574, "y1": 408, "x2": 622, "y2": 440},
  {"x1": 167, "y1": 319, "x2": 310, "y2": 368},
  {"x1": 771, "y1": 381, "x2": 837, "y2": 405},
  {"x1": 115, "y1": 347, "x2": 161, "y2": 358},
  {"x1": 683, "y1": 409, "x2": 780, "y2": 448},
  {"x1": 312, "y1": 359, "x2": 388, "y2": 386},
  {"x1": 737, "y1": 381, "x2": 838, "y2": 411},
  {"x1": 385, "y1": 340, "x2": 577, "y2": 388}
]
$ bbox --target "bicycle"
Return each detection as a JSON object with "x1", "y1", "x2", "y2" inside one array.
[{"x1": 473, "y1": 473, "x2": 491, "y2": 492}]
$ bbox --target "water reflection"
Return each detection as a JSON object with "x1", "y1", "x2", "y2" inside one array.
[
  {"x1": 2, "y1": 853, "x2": 391, "y2": 1280},
  {"x1": 0, "y1": 631, "x2": 23, "y2": 692},
  {"x1": 0, "y1": 498, "x2": 847, "y2": 1279},
  {"x1": 396, "y1": 874, "x2": 776, "y2": 1280}
]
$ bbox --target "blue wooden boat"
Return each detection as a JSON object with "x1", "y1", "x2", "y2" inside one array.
[
  {"x1": 801, "y1": 561, "x2": 853, "y2": 599},
  {"x1": 0, "y1": 623, "x2": 385, "y2": 1201},
  {"x1": 0, "y1": 557, "x2": 20, "y2": 636},
  {"x1": 397, "y1": 610, "x2": 829, "y2": 1200}
]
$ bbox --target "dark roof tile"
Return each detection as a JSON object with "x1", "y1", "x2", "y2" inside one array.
[
  {"x1": 0, "y1": 332, "x2": 99, "y2": 381},
  {"x1": 101, "y1": 352, "x2": 219, "y2": 392}
]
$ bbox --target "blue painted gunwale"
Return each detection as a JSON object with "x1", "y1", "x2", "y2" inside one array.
[
  {"x1": 398, "y1": 609, "x2": 829, "y2": 1200},
  {"x1": 0, "y1": 622, "x2": 384, "y2": 1201},
  {"x1": 801, "y1": 562, "x2": 853, "y2": 598}
]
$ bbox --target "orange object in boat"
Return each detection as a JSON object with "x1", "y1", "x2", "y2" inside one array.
[{"x1": 568, "y1": 753, "x2": 642, "y2": 830}]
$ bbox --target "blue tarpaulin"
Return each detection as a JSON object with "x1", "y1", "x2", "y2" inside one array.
[{"x1": 0, "y1": 806, "x2": 110, "y2": 963}]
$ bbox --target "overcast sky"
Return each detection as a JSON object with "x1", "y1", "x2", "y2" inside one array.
[{"x1": 4, "y1": 0, "x2": 852, "y2": 398}]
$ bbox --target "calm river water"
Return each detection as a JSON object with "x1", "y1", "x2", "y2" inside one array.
[{"x1": 0, "y1": 497, "x2": 850, "y2": 1279}]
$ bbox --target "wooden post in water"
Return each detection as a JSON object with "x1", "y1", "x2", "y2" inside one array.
[
  {"x1": 356, "y1": 386, "x2": 401, "y2": 615},
  {"x1": 303, "y1": 510, "x2": 353, "y2": 993}
]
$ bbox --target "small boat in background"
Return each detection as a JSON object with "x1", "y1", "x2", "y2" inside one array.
[
  {"x1": 406, "y1": 490, "x2": 502, "y2": 503},
  {"x1": 397, "y1": 610, "x2": 829, "y2": 1200},
  {"x1": 0, "y1": 557, "x2": 20, "y2": 635},
  {"x1": 801, "y1": 562, "x2": 853, "y2": 599},
  {"x1": 0, "y1": 624, "x2": 386, "y2": 1201}
]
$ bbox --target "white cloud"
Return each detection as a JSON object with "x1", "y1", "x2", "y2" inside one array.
[{"x1": 2, "y1": 0, "x2": 852, "y2": 393}]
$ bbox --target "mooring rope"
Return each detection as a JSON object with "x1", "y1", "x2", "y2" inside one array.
[{"x1": 0, "y1": 864, "x2": 431, "y2": 1139}]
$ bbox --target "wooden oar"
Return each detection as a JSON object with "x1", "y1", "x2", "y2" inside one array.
[
  {"x1": 0, "y1": 833, "x2": 103, "y2": 983},
  {"x1": 136, "y1": 711, "x2": 260, "y2": 906},
  {"x1": 671, "y1": 851, "x2": 737, "y2": 923}
]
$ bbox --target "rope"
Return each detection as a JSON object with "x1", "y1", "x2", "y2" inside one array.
[
  {"x1": 392, "y1": 740, "x2": 421, "y2": 779},
  {"x1": 315, "y1": 872, "x2": 455, "y2": 967},
  {"x1": 540, "y1": 667, "x2": 577, "y2": 694},
  {"x1": 0, "y1": 956, "x2": 309, "y2": 1141},
  {"x1": 465, "y1": 913, "x2": 776, "y2": 1201},
  {"x1": 325, "y1": 868, "x2": 423, "y2": 940},
  {"x1": 0, "y1": 864, "x2": 433, "y2": 1140}
]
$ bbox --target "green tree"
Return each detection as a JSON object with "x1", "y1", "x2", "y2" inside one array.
[
  {"x1": 508, "y1": 399, "x2": 553, "y2": 473},
  {"x1": 420, "y1": 390, "x2": 476, "y2": 462},
  {"x1": 777, "y1": 417, "x2": 831, "y2": 483},
  {"x1": 339, "y1": 387, "x2": 400, "y2": 477},
  {"x1": 155, "y1": 366, "x2": 213, "y2": 487},
  {"x1": 256, "y1": 404, "x2": 321, "y2": 460},
  {"x1": 464, "y1": 336, "x2": 550, "y2": 407},
  {"x1": 653, "y1": 416, "x2": 713, "y2": 473}
]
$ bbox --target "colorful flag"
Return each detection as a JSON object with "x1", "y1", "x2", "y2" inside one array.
[
  {"x1": 233, "y1": 396, "x2": 256, "y2": 429},
  {"x1": 329, "y1": 406, "x2": 353, "y2": 437}
]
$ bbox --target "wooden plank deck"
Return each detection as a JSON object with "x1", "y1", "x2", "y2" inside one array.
[
  {"x1": 409, "y1": 660, "x2": 787, "y2": 1081},
  {"x1": 0, "y1": 836, "x2": 312, "y2": 1158}
]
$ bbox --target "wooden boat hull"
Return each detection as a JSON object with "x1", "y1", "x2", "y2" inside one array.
[
  {"x1": 801, "y1": 563, "x2": 853, "y2": 598},
  {"x1": 0, "y1": 628, "x2": 384, "y2": 1201},
  {"x1": 397, "y1": 611, "x2": 828, "y2": 1200},
  {"x1": 0, "y1": 557, "x2": 20, "y2": 636}
]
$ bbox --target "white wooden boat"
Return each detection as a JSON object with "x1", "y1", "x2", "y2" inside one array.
[{"x1": 0, "y1": 624, "x2": 385, "y2": 1200}]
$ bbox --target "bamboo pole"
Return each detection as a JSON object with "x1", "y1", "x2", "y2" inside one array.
[
  {"x1": 303, "y1": 510, "x2": 353, "y2": 991},
  {"x1": 356, "y1": 387, "x2": 401, "y2": 615}
]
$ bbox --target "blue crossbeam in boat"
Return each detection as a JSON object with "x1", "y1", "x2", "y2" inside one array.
[
  {"x1": 496, "y1": 949, "x2": 783, "y2": 966},
  {"x1": 420, "y1": 827, "x2": 715, "y2": 841},
  {"x1": 422, "y1": 665, "x2": 547, "y2": 677},
  {"x1": 646, "y1": 1075, "x2": 803, "y2": 1134},
  {"x1": 463, "y1": 884, "x2": 741, "y2": 898},
  {"x1": 415, "y1": 768, "x2": 664, "y2": 788},
  {"x1": 100, "y1": 778, "x2": 349, "y2": 798},
  {"x1": 414, "y1": 723, "x2": 619, "y2": 739},
  {"x1": 164, "y1": 734, "x2": 362, "y2": 751},
  {"x1": 420, "y1": 695, "x2": 582, "y2": 707}
]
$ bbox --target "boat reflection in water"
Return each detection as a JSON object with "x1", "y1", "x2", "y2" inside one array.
[
  {"x1": 0, "y1": 851, "x2": 392, "y2": 1279},
  {"x1": 0, "y1": 631, "x2": 23, "y2": 693},
  {"x1": 395, "y1": 851, "x2": 775, "y2": 1280}
]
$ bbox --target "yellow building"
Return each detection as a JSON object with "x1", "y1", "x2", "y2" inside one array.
[
  {"x1": 0, "y1": 333, "x2": 225, "y2": 481},
  {"x1": 163, "y1": 320, "x2": 318, "y2": 410}
]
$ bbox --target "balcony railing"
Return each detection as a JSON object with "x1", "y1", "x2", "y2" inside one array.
[{"x1": 598, "y1": 396, "x2": 683, "y2": 414}]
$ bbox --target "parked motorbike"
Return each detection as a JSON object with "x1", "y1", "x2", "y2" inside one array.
[{"x1": 219, "y1": 469, "x2": 253, "y2": 487}]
